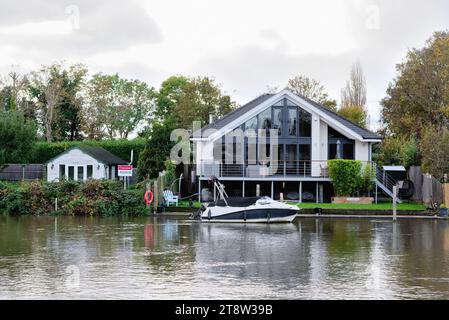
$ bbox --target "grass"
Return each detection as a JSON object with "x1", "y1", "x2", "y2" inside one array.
[
  {"x1": 176, "y1": 199, "x2": 426, "y2": 212},
  {"x1": 292, "y1": 202, "x2": 426, "y2": 211}
]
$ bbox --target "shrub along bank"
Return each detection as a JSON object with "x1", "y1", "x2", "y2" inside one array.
[{"x1": 0, "y1": 180, "x2": 147, "y2": 216}]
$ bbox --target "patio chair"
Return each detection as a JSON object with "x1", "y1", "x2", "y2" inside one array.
[{"x1": 163, "y1": 190, "x2": 179, "y2": 207}]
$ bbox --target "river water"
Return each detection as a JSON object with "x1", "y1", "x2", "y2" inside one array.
[{"x1": 1, "y1": 215, "x2": 449, "y2": 299}]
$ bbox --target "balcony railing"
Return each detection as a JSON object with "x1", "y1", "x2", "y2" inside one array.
[
  {"x1": 201, "y1": 160, "x2": 325, "y2": 178},
  {"x1": 200, "y1": 160, "x2": 375, "y2": 179}
]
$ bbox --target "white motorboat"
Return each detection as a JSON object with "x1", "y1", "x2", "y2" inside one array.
[{"x1": 197, "y1": 178, "x2": 299, "y2": 223}]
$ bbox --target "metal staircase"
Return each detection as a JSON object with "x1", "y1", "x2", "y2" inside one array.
[{"x1": 375, "y1": 164, "x2": 402, "y2": 203}]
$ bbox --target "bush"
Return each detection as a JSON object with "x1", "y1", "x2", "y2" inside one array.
[
  {"x1": 0, "y1": 180, "x2": 148, "y2": 216},
  {"x1": 328, "y1": 160, "x2": 363, "y2": 197},
  {"x1": 30, "y1": 138, "x2": 145, "y2": 164},
  {"x1": 374, "y1": 135, "x2": 419, "y2": 168}
]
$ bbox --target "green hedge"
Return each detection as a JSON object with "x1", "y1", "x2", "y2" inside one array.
[
  {"x1": 30, "y1": 138, "x2": 146, "y2": 164},
  {"x1": 0, "y1": 180, "x2": 147, "y2": 216},
  {"x1": 328, "y1": 160, "x2": 363, "y2": 197}
]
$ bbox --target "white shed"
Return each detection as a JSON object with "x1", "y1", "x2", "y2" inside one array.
[{"x1": 45, "y1": 146, "x2": 128, "y2": 182}]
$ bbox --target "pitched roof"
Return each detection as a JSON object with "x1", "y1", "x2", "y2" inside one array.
[
  {"x1": 194, "y1": 90, "x2": 382, "y2": 141},
  {"x1": 195, "y1": 93, "x2": 274, "y2": 136},
  {"x1": 46, "y1": 146, "x2": 128, "y2": 165},
  {"x1": 293, "y1": 92, "x2": 383, "y2": 140}
]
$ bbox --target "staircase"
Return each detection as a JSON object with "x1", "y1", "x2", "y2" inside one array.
[{"x1": 375, "y1": 165, "x2": 402, "y2": 203}]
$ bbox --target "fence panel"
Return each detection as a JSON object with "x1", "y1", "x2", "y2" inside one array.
[{"x1": 0, "y1": 164, "x2": 46, "y2": 181}]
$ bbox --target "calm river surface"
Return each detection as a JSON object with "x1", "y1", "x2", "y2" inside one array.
[{"x1": 1, "y1": 215, "x2": 449, "y2": 299}]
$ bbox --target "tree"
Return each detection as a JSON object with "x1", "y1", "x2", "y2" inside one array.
[
  {"x1": 154, "y1": 75, "x2": 189, "y2": 121},
  {"x1": 174, "y1": 76, "x2": 237, "y2": 129},
  {"x1": 339, "y1": 62, "x2": 368, "y2": 128},
  {"x1": 28, "y1": 65, "x2": 64, "y2": 142},
  {"x1": 374, "y1": 135, "x2": 419, "y2": 168},
  {"x1": 381, "y1": 31, "x2": 449, "y2": 138},
  {"x1": 287, "y1": 75, "x2": 337, "y2": 111},
  {"x1": 419, "y1": 126, "x2": 449, "y2": 180},
  {"x1": 338, "y1": 105, "x2": 368, "y2": 128},
  {"x1": 28, "y1": 63, "x2": 87, "y2": 142},
  {"x1": 137, "y1": 118, "x2": 176, "y2": 180},
  {"x1": 0, "y1": 110, "x2": 36, "y2": 165},
  {"x1": 84, "y1": 74, "x2": 155, "y2": 139}
]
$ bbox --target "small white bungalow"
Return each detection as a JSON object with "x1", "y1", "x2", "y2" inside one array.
[{"x1": 45, "y1": 146, "x2": 128, "y2": 182}]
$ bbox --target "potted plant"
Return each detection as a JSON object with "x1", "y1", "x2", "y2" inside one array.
[{"x1": 438, "y1": 204, "x2": 448, "y2": 217}]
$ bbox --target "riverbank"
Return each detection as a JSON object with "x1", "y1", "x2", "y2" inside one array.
[{"x1": 0, "y1": 180, "x2": 146, "y2": 216}]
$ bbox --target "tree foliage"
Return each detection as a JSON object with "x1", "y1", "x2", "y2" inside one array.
[
  {"x1": 137, "y1": 119, "x2": 176, "y2": 180},
  {"x1": 374, "y1": 135, "x2": 419, "y2": 168},
  {"x1": 419, "y1": 126, "x2": 449, "y2": 179},
  {"x1": 28, "y1": 63, "x2": 88, "y2": 142},
  {"x1": 0, "y1": 110, "x2": 36, "y2": 165},
  {"x1": 287, "y1": 75, "x2": 337, "y2": 111},
  {"x1": 83, "y1": 73, "x2": 155, "y2": 139},
  {"x1": 381, "y1": 31, "x2": 449, "y2": 137},
  {"x1": 339, "y1": 62, "x2": 368, "y2": 128}
]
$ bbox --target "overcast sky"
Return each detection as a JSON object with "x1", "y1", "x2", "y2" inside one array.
[{"x1": 1, "y1": 0, "x2": 449, "y2": 129}]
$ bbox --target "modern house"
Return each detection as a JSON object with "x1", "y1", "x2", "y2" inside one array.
[
  {"x1": 192, "y1": 89, "x2": 386, "y2": 203},
  {"x1": 45, "y1": 146, "x2": 128, "y2": 182}
]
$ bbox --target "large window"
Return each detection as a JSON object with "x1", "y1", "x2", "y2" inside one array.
[
  {"x1": 287, "y1": 108, "x2": 297, "y2": 136},
  {"x1": 299, "y1": 144, "x2": 311, "y2": 160},
  {"x1": 258, "y1": 108, "x2": 271, "y2": 136},
  {"x1": 328, "y1": 127, "x2": 355, "y2": 160},
  {"x1": 273, "y1": 108, "x2": 282, "y2": 137},
  {"x1": 244, "y1": 116, "x2": 257, "y2": 136},
  {"x1": 298, "y1": 109, "x2": 311, "y2": 137}
]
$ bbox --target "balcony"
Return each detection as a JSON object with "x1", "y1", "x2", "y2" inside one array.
[{"x1": 200, "y1": 160, "x2": 331, "y2": 179}]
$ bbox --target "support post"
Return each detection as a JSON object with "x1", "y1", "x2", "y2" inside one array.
[
  {"x1": 299, "y1": 181, "x2": 302, "y2": 203},
  {"x1": 271, "y1": 181, "x2": 274, "y2": 199},
  {"x1": 242, "y1": 181, "x2": 245, "y2": 198},
  {"x1": 392, "y1": 185, "x2": 398, "y2": 222},
  {"x1": 256, "y1": 184, "x2": 260, "y2": 197},
  {"x1": 154, "y1": 180, "x2": 158, "y2": 214},
  {"x1": 375, "y1": 183, "x2": 378, "y2": 204},
  {"x1": 316, "y1": 182, "x2": 319, "y2": 204},
  {"x1": 198, "y1": 179, "x2": 201, "y2": 203}
]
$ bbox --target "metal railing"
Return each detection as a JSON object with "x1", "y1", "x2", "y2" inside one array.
[
  {"x1": 201, "y1": 160, "x2": 374, "y2": 179},
  {"x1": 375, "y1": 164, "x2": 398, "y2": 194}
]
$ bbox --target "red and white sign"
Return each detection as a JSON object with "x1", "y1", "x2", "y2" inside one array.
[{"x1": 118, "y1": 165, "x2": 133, "y2": 177}]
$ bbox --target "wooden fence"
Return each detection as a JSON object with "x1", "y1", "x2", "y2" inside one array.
[{"x1": 0, "y1": 164, "x2": 46, "y2": 181}]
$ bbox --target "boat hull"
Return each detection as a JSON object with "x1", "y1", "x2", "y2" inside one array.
[{"x1": 201, "y1": 206, "x2": 299, "y2": 223}]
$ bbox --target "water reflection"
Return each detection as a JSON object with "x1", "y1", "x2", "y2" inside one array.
[{"x1": 1, "y1": 215, "x2": 449, "y2": 299}]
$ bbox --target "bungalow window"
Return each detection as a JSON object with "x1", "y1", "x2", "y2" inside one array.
[
  {"x1": 87, "y1": 165, "x2": 93, "y2": 179},
  {"x1": 59, "y1": 165, "x2": 66, "y2": 180},
  {"x1": 298, "y1": 108, "x2": 311, "y2": 137},
  {"x1": 77, "y1": 167, "x2": 84, "y2": 181},
  {"x1": 68, "y1": 166, "x2": 74, "y2": 180}
]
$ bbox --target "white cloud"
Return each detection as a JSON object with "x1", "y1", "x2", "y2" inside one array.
[{"x1": 1, "y1": 0, "x2": 449, "y2": 130}]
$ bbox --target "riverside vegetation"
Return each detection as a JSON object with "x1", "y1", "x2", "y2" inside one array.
[{"x1": 0, "y1": 180, "x2": 146, "y2": 216}]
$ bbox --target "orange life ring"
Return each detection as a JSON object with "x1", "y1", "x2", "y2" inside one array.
[{"x1": 144, "y1": 190, "x2": 154, "y2": 205}]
